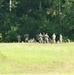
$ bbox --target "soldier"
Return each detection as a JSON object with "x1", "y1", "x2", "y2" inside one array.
[
  {"x1": 36, "y1": 34, "x2": 39, "y2": 42},
  {"x1": 24, "y1": 34, "x2": 29, "y2": 42},
  {"x1": 45, "y1": 33, "x2": 49, "y2": 43},
  {"x1": 59, "y1": 34, "x2": 62, "y2": 43},
  {"x1": 66, "y1": 39, "x2": 70, "y2": 43},
  {"x1": 43, "y1": 32, "x2": 45, "y2": 43},
  {"x1": 17, "y1": 35, "x2": 21, "y2": 42},
  {"x1": 39, "y1": 33, "x2": 43, "y2": 43},
  {"x1": 52, "y1": 33, "x2": 56, "y2": 43},
  {"x1": 29, "y1": 38, "x2": 36, "y2": 43}
]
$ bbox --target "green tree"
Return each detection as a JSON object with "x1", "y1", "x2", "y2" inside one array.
[{"x1": 0, "y1": 0, "x2": 74, "y2": 42}]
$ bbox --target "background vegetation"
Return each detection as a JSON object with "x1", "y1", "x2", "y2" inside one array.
[{"x1": 0, "y1": 0, "x2": 74, "y2": 42}]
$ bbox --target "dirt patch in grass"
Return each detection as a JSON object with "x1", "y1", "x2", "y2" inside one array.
[
  {"x1": 0, "y1": 52, "x2": 6, "y2": 62},
  {"x1": 10, "y1": 61, "x2": 74, "y2": 74},
  {"x1": 0, "y1": 57, "x2": 74, "y2": 74}
]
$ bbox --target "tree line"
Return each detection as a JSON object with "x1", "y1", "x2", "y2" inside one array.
[{"x1": 0, "y1": 0, "x2": 74, "y2": 42}]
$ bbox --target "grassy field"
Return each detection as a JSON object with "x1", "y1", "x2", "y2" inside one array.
[{"x1": 0, "y1": 42, "x2": 74, "y2": 74}]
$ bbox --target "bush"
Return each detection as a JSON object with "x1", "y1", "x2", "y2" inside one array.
[{"x1": 0, "y1": 33, "x2": 2, "y2": 42}]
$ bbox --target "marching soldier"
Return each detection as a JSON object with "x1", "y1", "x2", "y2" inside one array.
[
  {"x1": 43, "y1": 32, "x2": 45, "y2": 43},
  {"x1": 52, "y1": 33, "x2": 56, "y2": 43},
  {"x1": 17, "y1": 35, "x2": 21, "y2": 42},
  {"x1": 59, "y1": 34, "x2": 62, "y2": 43},
  {"x1": 24, "y1": 34, "x2": 29, "y2": 42},
  {"x1": 39, "y1": 33, "x2": 43, "y2": 43},
  {"x1": 45, "y1": 33, "x2": 49, "y2": 43}
]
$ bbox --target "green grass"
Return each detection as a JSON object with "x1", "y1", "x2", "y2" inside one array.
[{"x1": 0, "y1": 42, "x2": 74, "y2": 74}]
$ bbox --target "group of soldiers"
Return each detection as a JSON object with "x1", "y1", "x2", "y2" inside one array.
[
  {"x1": 17, "y1": 34, "x2": 29, "y2": 42},
  {"x1": 36, "y1": 33, "x2": 63, "y2": 43},
  {"x1": 36, "y1": 33, "x2": 49, "y2": 43},
  {"x1": 17, "y1": 32, "x2": 64, "y2": 44}
]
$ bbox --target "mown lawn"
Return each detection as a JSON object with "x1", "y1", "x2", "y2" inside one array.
[{"x1": 0, "y1": 42, "x2": 74, "y2": 74}]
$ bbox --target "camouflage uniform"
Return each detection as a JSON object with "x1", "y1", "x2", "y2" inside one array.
[
  {"x1": 17, "y1": 35, "x2": 21, "y2": 42},
  {"x1": 52, "y1": 33, "x2": 56, "y2": 43},
  {"x1": 24, "y1": 34, "x2": 29, "y2": 42},
  {"x1": 43, "y1": 32, "x2": 45, "y2": 43},
  {"x1": 36, "y1": 34, "x2": 39, "y2": 42},
  {"x1": 45, "y1": 33, "x2": 49, "y2": 43},
  {"x1": 39, "y1": 33, "x2": 43, "y2": 43},
  {"x1": 59, "y1": 34, "x2": 62, "y2": 43}
]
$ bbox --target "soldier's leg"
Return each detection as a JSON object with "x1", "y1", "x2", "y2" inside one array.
[
  {"x1": 47, "y1": 38, "x2": 49, "y2": 43},
  {"x1": 53, "y1": 39, "x2": 55, "y2": 43}
]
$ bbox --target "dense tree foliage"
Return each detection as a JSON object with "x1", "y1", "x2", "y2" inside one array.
[{"x1": 0, "y1": 0, "x2": 74, "y2": 42}]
